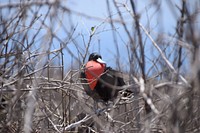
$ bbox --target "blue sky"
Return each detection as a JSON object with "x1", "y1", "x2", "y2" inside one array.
[
  {"x1": 61, "y1": 0, "x2": 182, "y2": 70},
  {"x1": 1, "y1": 0, "x2": 199, "y2": 73}
]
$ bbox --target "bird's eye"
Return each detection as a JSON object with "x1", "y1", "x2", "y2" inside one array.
[
  {"x1": 96, "y1": 55, "x2": 102, "y2": 59},
  {"x1": 95, "y1": 55, "x2": 99, "y2": 60}
]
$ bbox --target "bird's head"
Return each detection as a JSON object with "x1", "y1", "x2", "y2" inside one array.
[{"x1": 88, "y1": 53, "x2": 106, "y2": 64}]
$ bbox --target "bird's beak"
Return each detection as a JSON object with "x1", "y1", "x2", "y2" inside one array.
[{"x1": 97, "y1": 58, "x2": 106, "y2": 64}]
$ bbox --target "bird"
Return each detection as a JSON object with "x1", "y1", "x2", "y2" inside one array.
[
  {"x1": 80, "y1": 53, "x2": 130, "y2": 103},
  {"x1": 80, "y1": 53, "x2": 151, "y2": 113}
]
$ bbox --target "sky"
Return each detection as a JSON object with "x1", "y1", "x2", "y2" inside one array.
[
  {"x1": 61, "y1": 0, "x2": 182, "y2": 70},
  {"x1": 1, "y1": 0, "x2": 199, "y2": 73}
]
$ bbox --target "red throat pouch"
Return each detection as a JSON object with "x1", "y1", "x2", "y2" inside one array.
[{"x1": 85, "y1": 61, "x2": 106, "y2": 90}]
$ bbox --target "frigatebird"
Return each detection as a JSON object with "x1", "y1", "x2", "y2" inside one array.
[{"x1": 80, "y1": 53, "x2": 151, "y2": 113}]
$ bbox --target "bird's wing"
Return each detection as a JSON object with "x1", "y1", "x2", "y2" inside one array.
[
  {"x1": 105, "y1": 67, "x2": 125, "y2": 78},
  {"x1": 100, "y1": 68, "x2": 126, "y2": 86}
]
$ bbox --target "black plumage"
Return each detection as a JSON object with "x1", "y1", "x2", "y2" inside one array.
[
  {"x1": 81, "y1": 67, "x2": 126, "y2": 102},
  {"x1": 80, "y1": 53, "x2": 126, "y2": 102},
  {"x1": 80, "y1": 53, "x2": 151, "y2": 113}
]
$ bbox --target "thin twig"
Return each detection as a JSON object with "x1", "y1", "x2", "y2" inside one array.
[{"x1": 139, "y1": 23, "x2": 190, "y2": 87}]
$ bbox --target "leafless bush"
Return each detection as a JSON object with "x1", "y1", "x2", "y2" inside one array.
[{"x1": 0, "y1": 0, "x2": 200, "y2": 133}]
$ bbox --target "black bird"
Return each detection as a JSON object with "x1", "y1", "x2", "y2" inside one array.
[
  {"x1": 80, "y1": 53, "x2": 151, "y2": 113},
  {"x1": 80, "y1": 53, "x2": 127, "y2": 102}
]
